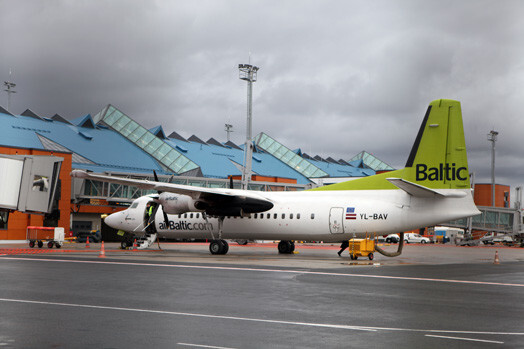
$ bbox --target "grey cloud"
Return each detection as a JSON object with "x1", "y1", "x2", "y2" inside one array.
[{"x1": 1, "y1": 0, "x2": 523, "y2": 191}]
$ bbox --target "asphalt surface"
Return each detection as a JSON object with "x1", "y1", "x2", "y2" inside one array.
[{"x1": 1, "y1": 243, "x2": 523, "y2": 348}]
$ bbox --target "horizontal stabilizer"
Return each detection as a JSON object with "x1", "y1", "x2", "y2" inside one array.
[{"x1": 387, "y1": 178, "x2": 466, "y2": 198}]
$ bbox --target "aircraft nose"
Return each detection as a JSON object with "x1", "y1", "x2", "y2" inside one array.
[{"x1": 104, "y1": 211, "x2": 123, "y2": 229}]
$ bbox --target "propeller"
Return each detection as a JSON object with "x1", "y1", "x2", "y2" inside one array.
[
  {"x1": 229, "y1": 176, "x2": 234, "y2": 189},
  {"x1": 153, "y1": 170, "x2": 170, "y2": 228}
]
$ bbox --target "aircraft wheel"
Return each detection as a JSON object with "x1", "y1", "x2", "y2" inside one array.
[
  {"x1": 221, "y1": 240, "x2": 229, "y2": 254},
  {"x1": 209, "y1": 241, "x2": 221, "y2": 254},
  {"x1": 278, "y1": 240, "x2": 293, "y2": 254},
  {"x1": 210, "y1": 240, "x2": 228, "y2": 255},
  {"x1": 121, "y1": 240, "x2": 129, "y2": 249}
]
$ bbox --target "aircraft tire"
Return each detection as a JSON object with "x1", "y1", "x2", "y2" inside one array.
[
  {"x1": 209, "y1": 240, "x2": 221, "y2": 254},
  {"x1": 210, "y1": 240, "x2": 229, "y2": 255},
  {"x1": 278, "y1": 240, "x2": 293, "y2": 254},
  {"x1": 220, "y1": 240, "x2": 229, "y2": 254}
]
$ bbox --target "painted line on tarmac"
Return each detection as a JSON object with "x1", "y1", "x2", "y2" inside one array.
[
  {"x1": 425, "y1": 334, "x2": 504, "y2": 344},
  {"x1": 178, "y1": 343, "x2": 237, "y2": 349},
  {"x1": 0, "y1": 298, "x2": 375, "y2": 332},
  {"x1": 2, "y1": 256, "x2": 524, "y2": 288},
  {"x1": 0, "y1": 297, "x2": 523, "y2": 337}
]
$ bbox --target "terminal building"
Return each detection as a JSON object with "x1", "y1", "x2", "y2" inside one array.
[{"x1": 0, "y1": 104, "x2": 394, "y2": 241}]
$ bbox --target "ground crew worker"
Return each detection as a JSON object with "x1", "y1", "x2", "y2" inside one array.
[
  {"x1": 148, "y1": 203, "x2": 154, "y2": 218},
  {"x1": 338, "y1": 240, "x2": 349, "y2": 256}
]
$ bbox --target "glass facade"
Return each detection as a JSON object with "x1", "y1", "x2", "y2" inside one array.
[
  {"x1": 94, "y1": 105, "x2": 200, "y2": 175},
  {"x1": 348, "y1": 151, "x2": 395, "y2": 171},
  {"x1": 254, "y1": 133, "x2": 329, "y2": 178}
]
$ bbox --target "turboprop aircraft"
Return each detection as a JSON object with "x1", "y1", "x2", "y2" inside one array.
[{"x1": 71, "y1": 99, "x2": 480, "y2": 255}]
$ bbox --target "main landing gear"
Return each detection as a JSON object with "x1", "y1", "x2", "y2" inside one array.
[
  {"x1": 209, "y1": 239, "x2": 229, "y2": 255},
  {"x1": 278, "y1": 240, "x2": 295, "y2": 254},
  {"x1": 207, "y1": 216, "x2": 229, "y2": 255}
]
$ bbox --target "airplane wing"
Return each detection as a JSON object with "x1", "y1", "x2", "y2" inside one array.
[{"x1": 71, "y1": 170, "x2": 274, "y2": 215}]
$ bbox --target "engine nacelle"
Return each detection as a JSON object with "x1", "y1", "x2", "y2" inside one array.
[{"x1": 158, "y1": 192, "x2": 203, "y2": 214}]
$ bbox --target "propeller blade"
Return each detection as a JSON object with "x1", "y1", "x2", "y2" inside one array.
[
  {"x1": 229, "y1": 176, "x2": 234, "y2": 189},
  {"x1": 160, "y1": 205, "x2": 169, "y2": 227}
]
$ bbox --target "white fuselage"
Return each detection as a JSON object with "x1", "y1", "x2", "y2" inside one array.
[{"x1": 105, "y1": 189, "x2": 479, "y2": 242}]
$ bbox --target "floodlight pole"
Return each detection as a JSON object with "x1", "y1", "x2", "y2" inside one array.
[
  {"x1": 3, "y1": 80, "x2": 16, "y2": 112},
  {"x1": 238, "y1": 63, "x2": 259, "y2": 190},
  {"x1": 225, "y1": 123, "x2": 233, "y2": 142},
  {"x1": 488, "y1": 130, "x2": 498, "y2": 207}
]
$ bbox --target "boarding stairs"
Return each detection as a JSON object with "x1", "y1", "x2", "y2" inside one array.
[{"x1": 135, "y1": 232, "x2": 157, "y2": 249}]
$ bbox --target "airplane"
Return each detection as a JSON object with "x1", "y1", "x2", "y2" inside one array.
[{"x1": 71, "y1": 99, "x2": 480, "y2": 256}]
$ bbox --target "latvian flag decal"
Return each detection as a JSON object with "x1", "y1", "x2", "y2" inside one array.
[{"x1": 346, "y1": 207, "x2": 357, "y2": 220}]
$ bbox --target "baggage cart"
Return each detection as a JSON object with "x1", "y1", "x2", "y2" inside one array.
[{"x1": 26, "y1": 226, "x2": 65, "y2": 248}]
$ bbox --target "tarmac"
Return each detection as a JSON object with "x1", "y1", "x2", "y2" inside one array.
[{"x1": 1, "y1": 241, "x2": 524, "y2": 348}]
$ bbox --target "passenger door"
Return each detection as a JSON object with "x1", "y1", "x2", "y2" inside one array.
[{"x1": 329, "y1": 207, "x2": 345, "y2": 234}]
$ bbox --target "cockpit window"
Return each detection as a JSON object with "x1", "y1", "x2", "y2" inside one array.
[{"x1": 129, "y1": 202, "x2": 139, "y2": 209}]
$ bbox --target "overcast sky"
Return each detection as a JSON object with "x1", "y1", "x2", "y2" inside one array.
[{"x1": 1, "y1": 0, "x2": 523, "y2": 193}]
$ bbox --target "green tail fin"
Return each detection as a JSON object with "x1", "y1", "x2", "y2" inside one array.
[
  {"x1": 311, "y1": 99, "x2": 470, "y2": 191},
  {"x1": 402, "y1": 99, "x2": 470, "y2": 189}
]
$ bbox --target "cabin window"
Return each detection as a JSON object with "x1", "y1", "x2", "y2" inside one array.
[
  {"x1": 282, "y1": 213, "x2": 285, "y2": 219},
  {"x1": 190, "y1": 213, "x2": 193, "y2": 219},
  {"x1": 311, "y1": 213, "x2": 315, "y2": 219},
  {"x1": 290, "y1": 213, "x2": 294, "y2": 219},
  {"x1": 274, "y1": 213, "x2": 277, "y2": 219},
  {"x1": 184, "y1": 213, "x2": 188, "y2": 218},
  {"x1": 248, "y1": 215, "x2": 251, "y2": 219},
  {"x1": 267, "y1": 213, "x2": 271, "y2": 219},
  {"x1": 297, "y1": 213, "x2": 301, "y2": 219},
  {"x1": 254, "y1": 213, "x2": 258, "y2": 219},
  {"x1": 260, "y1": 214, "x2": 263, "y2": 219}
]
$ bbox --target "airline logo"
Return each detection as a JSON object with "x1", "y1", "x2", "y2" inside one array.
[
  {"x1": 158, "y1": 220, "x2": 213, "y2": 231},
  {"x1": 346, "y1": 207, "x2": 357, "y2": 220},
  {"x1": 415, "y1": 163, "x2": 467, "y2": 181}
]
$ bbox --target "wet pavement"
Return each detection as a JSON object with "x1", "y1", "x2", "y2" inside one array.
[{"x1": 1, "y1": 242, "x2": 523, "y2": 348}]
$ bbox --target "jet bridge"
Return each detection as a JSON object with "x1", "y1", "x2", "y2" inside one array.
[{"x1": 0, "y1": 154, "x2": 63, "y2": 214}]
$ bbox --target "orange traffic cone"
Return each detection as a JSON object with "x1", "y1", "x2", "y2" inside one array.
[
  {"x1": 494, "y1": 250, "x2": 500, "y2": 265},
  {"x1": 99, "y1": 241, "x2": 106, "y2": 258},
  {"x1": 133, "y1": 239, "x2": 137, "y2": 251},
  {"x1": 86, "y1": 236, "x2": 90, "y2": 248}
]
